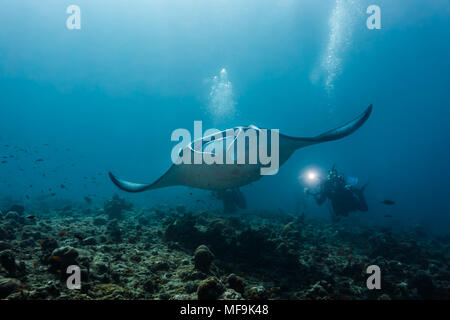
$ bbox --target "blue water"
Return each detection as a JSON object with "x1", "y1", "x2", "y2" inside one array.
[{"x1": 1, "y1": 0, "x2": 449, "y2": 231}]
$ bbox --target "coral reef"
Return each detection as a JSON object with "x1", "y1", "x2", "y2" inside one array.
[
  {"x1": 194, "y1": 245, "x2": 215, "y2": 273},
  {"x1": 197, "y1": 277, "x2": 225, "y2": 300},
  {"x1": 103, "y1": 195, "x2": 133, "y2": 220},
  {"x1": 0, "y1": 202, "x2": 448, "y2": 300}
]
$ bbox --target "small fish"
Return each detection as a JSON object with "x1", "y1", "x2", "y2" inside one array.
[
  {"x1": 56, "y1": 269, "x2": 62, "y2": 273},
  {"x1": 1, "y1": 160, "x2": 6, "y2": 164},
  {"x1": 59, "y1": 231, "x2": 68, "y2": 237},
  {"x1": 52, "y1": 255, "x2": 61, "y2": 261},
  {"x1": 60, "y1": 184, "x2": 66, "y2": 189},
  {"x1": 35, "y1": 158, "x2": 44, "y2": 162},
  {"x1": 384, "y1": 214, "x2": 393, "y2": 218},
  {"x1": 33, "y1": 261, "x2": 38, "y2": 269},
  {"x1": 380, "y1": 200, "x2": 395, "y2": 205},
  {"x1": 26, "y1": 215, "x2": 35, "y2": 219},
  {"x1": 50, "y1": 193, "x2": 56, "y2": 197},
  {"x1": 125, "y1": 269, "x2": 133, "y2": 274},
  {"x1": 25, "y1": 195, "x2": 30, "y2": 200}
]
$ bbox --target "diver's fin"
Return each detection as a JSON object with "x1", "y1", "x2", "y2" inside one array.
[
  {"x1": 282, "y1": 104, "x2": 373, "y2": 149},
  {"x1": 108, "y1": 172, "x2": 154, "y2": 193}
]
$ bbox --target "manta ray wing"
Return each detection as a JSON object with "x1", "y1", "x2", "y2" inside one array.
[
  {"x1": 280, "y1": 104, "x2": 372, "y2": 149},
  {"x1": 108, "y1": 165, "x2": 178, "y2": 193}
]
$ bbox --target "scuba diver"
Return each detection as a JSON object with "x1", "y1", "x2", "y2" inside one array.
[
  {"x1": 212, "y1": 188, "x2": 247, "y2": 213},
  {"x1": 306, "y1": 165, "x2": 368, "y2": 221}
]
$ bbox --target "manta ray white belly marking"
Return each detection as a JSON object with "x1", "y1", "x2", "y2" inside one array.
[{"x1": 109, "y1": 105, "x2": 372, "y2": 192}]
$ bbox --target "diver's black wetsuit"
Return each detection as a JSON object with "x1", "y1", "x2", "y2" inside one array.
[
  {"x1": 311, "y1": 168, "x2": 368, "y2": 221},
  {"x1": 213, "y1": 188, "x2": 247, "y2": 213}
]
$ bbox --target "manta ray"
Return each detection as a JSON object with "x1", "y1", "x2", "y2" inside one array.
[{"x1": 109, "y1": 104, "x2": 372, "y2": 192}]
